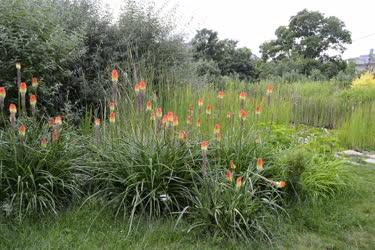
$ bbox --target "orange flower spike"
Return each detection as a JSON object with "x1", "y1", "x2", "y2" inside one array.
[
  {"x1": 256, "y1": 158, "x2": 264, "y2": 171},
  {"x1": 29, "y1": 95, "x2": 37, "y2": 107},
  {"x1": 230, "y1": 160, "x2": 236, "y2": 170},
  {"x1": 167, "y1": 112, "x2": 174, "y2": 123},
  {"x1": 18, "y1": 124, "x2": 27, "y2": 137},
  {"x1": 239, "y1": 109, "x2": 248, "y2": 121},
  {"x1": 217, "y1": 91, "x2": 225, "y2": 99},
  {"x1": 206, "y1": 105, "x2": 212, "y2": 115},
  {"x1": 0, "y1": 87, "x2": 6, "y2": 99},
  {"x1": 200, "y1": 140, "x2": 209, "y2": 151},
  {"x1": 111, "y1": 69, "x2": 119, "y2": 82},
  {"x1": 239, "y1": 91, "x2": 247, "y2": 101},
  {"x1": 214, "y1": 123, "x2": 221, "y2": 135},
  {"x1": 40, "y1": 138, "x2": 48, "y2": 148},
  {"x1": 196, "y1": 118, "x2": 202, "y2": 127},
  {"x1": 94, "y1": 118, "x2": 101, "y2": 127},
  {"x1": 275, "y1": 181, "x2": 287, "y2": 188},
  {"x1": 172, "y1": 115, "x2": 179, "y2": 127},
  {"x1": 236, "y1": 176, "x2": 244, "y2": 189},
  {"x1": 134, "y1": 83, "x2": 140, "y2": 94},
  {"x1": 178, "y1": 130, "x2": 188, "y2": 141},
  {"x1": 225, "y1": 169, "x2": 233, "y2": 182},
  {"x1": 156, "y1": 107, "x2": 163, "y2": 118},
  {"x1": 255, "y1": 106, "x2": 261, "y2": 115},
  {"x1": 109, "y1": 101, "x2": 116, "y2": 112},
  {"x1": 267, "y1": 84, "x2": 273, "y2": 95},
  {"x1": 109, "y1": 112, "x2": 116, "y2": 124},
  {"x1": 19, "y1": 82, "x2": 27, "y2": 95},
  {"x1": 54, "y1": 116, "x2": 62, "y2": 126},
  {"x1": 138, "y1": 80, "x2": 146, "y2": 92},
  {"x1": 32, "y1": 77, "x2": 39, "y2": 88},
  {"x1": 9, "y1": 103, "x2": 17, "y2": 114},
  {"x1": 197, "y1": 98, "x2": 203, "y2": 107},
  {"x1": 146, "y1": 100, "x2": 152, "y2": 111},
  {"x1": 161, "y1": 115, "x2": 169, "y2": 126},
  {"x1": 226, "y1": 112, "x2": 233, "y2": 120}
]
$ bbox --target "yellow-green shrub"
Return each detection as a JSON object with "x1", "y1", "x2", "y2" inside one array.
[{"x1": 352, "y1": 71, "x2": 375, "y2": 88}]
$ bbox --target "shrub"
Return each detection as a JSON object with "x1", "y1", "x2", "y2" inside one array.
[
  {"x1": 352, "y1": 71, "x2": 375, "y2": 88},
  {"x1": 0, "y1": 120, "x2": 84, "y2": 220},
  {"x1": 185, "y1": 168, "x2": 284, "y2": 241},
  {"x1": 85, "y1": 134, "x2": 199, "y2": 224}
]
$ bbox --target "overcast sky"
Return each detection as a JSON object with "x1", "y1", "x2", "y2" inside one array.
[{"x1": 103, "y1": 0, "x2": 375, "y2": 59}]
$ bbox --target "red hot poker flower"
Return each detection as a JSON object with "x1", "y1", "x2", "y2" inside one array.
[
  {"x1": 94, "y1": 118, "x2": 101, "y2": 127},
  {"x1": 239, "y1": 109, "x2": 248, "y2": 121},
  {"x1": 32, "y1": 77, "x2": 39, "y2": 88},
  {"x1": 30, "y1": 95, "x2": 37, "y2": 107},
  {"x1": 172, "y1": 115, "x2": 179, "y2": 127},
  {"x1": 256, "y1": 158, "x2": 264, "y2": 171},
  {"x1": 236, "y1": 176, "x2": 244, "y2": 188},
  {"x1": 267, "y1": 84, "x2": 273, "y2": 95},
  {"x1": 0, "y1": 87, "x2": 6, "y2": 98},
  {"x1": 9, "y1": 103, "x2": 17, "y2": 114},
  {"x1": 19, "y1": 82, "x2": 27, "y2": 95},
  {"x1": 206, "y1": 105, "x2": 212, "y2": 115},
  {"x1": 111, "y1": 69, "x2": 119, "y2": 82},
  {"x1": 18, "y1": 124, "x2": 27, "y2": 137},
  {"x1": 201, "y1": 141, "x2": 209, "y2": 151},
  {"x1": 239, "y1": 92, "x2": 247, "y2": 101},
  {"x1": 197, "y1": 98, "x2": 203, "y2": 107},
  {"x1": 41, "y1": 138, "x2": 48, "y2": 148},
  {"x1": 273, "y1": 181, "x2": 287, "y2": 188},
  {"x1": 138, "y1": 80, "x2": 146, "y2": 91},
  {"x1": 214, "y1": 123, "x2": 221, "y2": 135},
  {"x1": 226, "y1": 169, "x2": 233, "y2": 182},
  {"x1": 156, "y1": 107, "x2": 163, "y2": 118},
  {"x1": 255, "y1": 106, "x2": 261, "y2": 115},
  {"x1": 134, "y1": 83, "x2": 140, "y2": 93},
  {"x1": 54, "y1": 116, "x2": 62, "y2": 126},
  {"x1": 196, "y1": 118, "x2": 202, "y2": 127},
  {"x1": 109, "y1": 112, "x2": 116, "y2": 124},
  {"x1": 230, "y1": 160, "x2": 236, "y2": 169},
  {"x1": 217, "y1": 91, "x2": 225, "y2": 99},
  {"x1": 146, "y1": 100, "x2": 152, "y2": 111}
]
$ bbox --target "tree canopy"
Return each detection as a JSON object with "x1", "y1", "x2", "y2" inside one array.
[{"x1": 260, "y1": 9, "x2": 352, "y2": 61}]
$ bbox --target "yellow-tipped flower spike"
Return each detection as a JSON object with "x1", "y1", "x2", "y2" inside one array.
[
  {"x1": 225, "y1": 169, "x2": 233, "y2": 182},
  {"x1": 29, "y1": 95, "x2": 37, "y2": 107},
  {"x1": 0, "y1": 87, "x2": 6, "y2": 99},
  {"x1": 256, "y1": 158, "x2": 264, "y2": 171},
  {"x1": 109, "y1": 112, "x2": 116, "y2": 124},
  {"x1": 200, "y1": 141, "x2": 209, "y2": 151},
  {"x1": 19, "y1": 82, "x2": 27, "y2": 95},
  {"x1": 9, "y1": 103, "x2": 17, "y2": 114},
  {"x1": 236, "y1": 176, "x2": 244, "y2": 189},
  {"x1": 18, "y1": 124, "x2": 27, "y2": 137}
]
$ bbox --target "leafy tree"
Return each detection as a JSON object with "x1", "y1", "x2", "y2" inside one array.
[
  {"x1": 191, "y1": 29, "x2": 257, "y2": 80},
  {"x1": 259, "y1": 9, "x2": 351, "y2": 78}
]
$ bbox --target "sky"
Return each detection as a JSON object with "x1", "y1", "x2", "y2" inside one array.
[{"x1": 103, "y1": 0, "x2": 375, "y2": 59}]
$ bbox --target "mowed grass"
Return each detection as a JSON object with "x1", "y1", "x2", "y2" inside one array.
[{"x1": 1, "y1": 164, "x2": 373, "y2": 249}]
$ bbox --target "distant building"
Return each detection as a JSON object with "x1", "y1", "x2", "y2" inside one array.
[{"x1": 349, "y1": 49, "x2": 375, "y2": 72}]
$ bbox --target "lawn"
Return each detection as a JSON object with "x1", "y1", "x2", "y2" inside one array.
[{"x1": 1, "y1": 164, "x2": 373, "y2": 249}]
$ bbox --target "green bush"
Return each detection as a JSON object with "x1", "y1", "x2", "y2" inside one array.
[
  {"x1": 185, "y1": 168, "x2": 283, "y2": 241},
  {"x1": 0, "y1": 120, "x2": 85, "y2": 220},
  {"x1": 85, "y1": 134, "x2": 199, "y2": 223}
]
